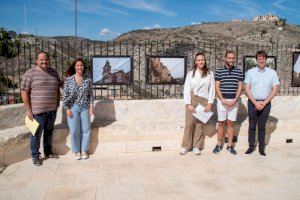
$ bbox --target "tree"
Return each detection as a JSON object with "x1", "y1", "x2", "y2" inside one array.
[
  {"x1": 260, "y1": 29, "x2": 267, "y2": 36},
  {"x1": 0, "y1": 28, "x2": 20, "y2": 58}
]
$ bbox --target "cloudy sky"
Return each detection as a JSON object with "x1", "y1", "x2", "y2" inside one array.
[{"x1": 0, "y1": 0, "x2": 299, "y2": 40}]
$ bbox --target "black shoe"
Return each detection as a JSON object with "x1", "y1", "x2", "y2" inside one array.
[
  {"x1": 226, "y1": 146, "x2": 237, "y2": 155},
  {"x1": 213, "y1": 145, "x2": 223, "y2": 154},
  {"x1": 259, "y1": 148, "x2": 266, "y2": 157},
  {"x1": 45, "y1": 153, "x2": 59, "y2": 159},
  {"x1": 245, "y1": 146, "x2": 256, "y2": 154},
  {"x1": 32, "y1": 157, "x2": 42, "y2": 166}
]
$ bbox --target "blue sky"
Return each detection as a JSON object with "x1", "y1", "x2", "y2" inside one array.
[{"x1": 0, "y1": 0, "x2": 299, "y2": 41}]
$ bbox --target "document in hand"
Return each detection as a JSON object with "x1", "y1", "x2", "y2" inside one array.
[
  {"x1": 192, "y1": 104, "x2": 213, "y2": 124},
  {"x1": 25, "y1": 116, "x2": 39, "y2": 136}
]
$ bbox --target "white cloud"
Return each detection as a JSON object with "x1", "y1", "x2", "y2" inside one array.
[
  {"x1": 55, "y1": 0, "x2": 129, "y2": 16},
  {"x1": 191, "y1": 22, "x2": 202, "y2": 25},
  {"x1": 143, "y1": 24, "x2": 161, "y2": 30},
  {"x1": 273, "y1": 0, "x2": 299, "y2": 16},
  {"x1": 110, "y1": 0, "x2": 176, "y2": 16},
  {"x1": 206, "y1": 0, "x2": 261, "y2": 20},
  {"x1": 273, "y1": 0, "x2": 288, "y2": 10},
  {"x1": 99, "y1": 28, "x2": 120, "y2": 37}
]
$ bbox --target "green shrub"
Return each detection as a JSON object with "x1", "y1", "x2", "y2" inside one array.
[
  {"x1": 261, "y1": 29, "x2": 267, "y2": 36},
  {"x1": 0, "y1": 29, "x2": 20, "y2": 58}
]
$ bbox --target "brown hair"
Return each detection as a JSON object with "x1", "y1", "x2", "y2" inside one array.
[
  {"x1": 225, "y1": 50, "x2": 235, "y2": 57},
  {"x1": 36, "y1": 51, "x2": 49, "y2": 60},
  {"x1": 65, "y1": 58, "x2": 86, "y2": 77},
  {"x1": 192, "y1": 52, "x2": 210, "y2": 78},
  {"x1": 255, "y1": 50, "x2": 268, "y2": 60}
]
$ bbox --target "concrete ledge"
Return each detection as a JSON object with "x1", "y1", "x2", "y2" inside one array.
[
  {"x1": 0, "y1": 104, "x2": 26, "y2": 130},
  {"x1": 0, "y1": 95, "x2": 299, "y2": 167},
  {"x1": 0, "y1": 126, "x2": 31, "y2": 167}
]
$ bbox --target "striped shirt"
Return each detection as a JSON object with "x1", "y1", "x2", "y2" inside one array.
[
  {"x1": 21, "y1": 66, "x2": 60, "y2": 114},
  {"x1": 215, "y1": 66, "x2": 244, "y2": 99}
]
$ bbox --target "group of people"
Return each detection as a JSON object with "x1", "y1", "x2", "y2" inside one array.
[
  {"x1": 180, "y1": 50, "x2": 279, "y2": 157},
  {"x1": 21, "y1": 49, "x2": 279, "y2": 166},
  {"x1": 21, "y1": 51, "x2": 94, "y2": 166}
]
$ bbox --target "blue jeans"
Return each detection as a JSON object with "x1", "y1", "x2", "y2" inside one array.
[
  {"x1": 31, "y1": 110, "x2": 57, "y2": 159},
  {"x1": 67, "y1": 103, "x2": 91, "y2": 153}
]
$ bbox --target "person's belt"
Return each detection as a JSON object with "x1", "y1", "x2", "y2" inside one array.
[{"x1": 255, "y1": 99, "x2": 265, "y2": 101}]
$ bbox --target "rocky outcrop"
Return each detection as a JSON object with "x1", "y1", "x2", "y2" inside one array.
[{"x1": 147, "y1": 58, "x2": 172, "y2": 83}]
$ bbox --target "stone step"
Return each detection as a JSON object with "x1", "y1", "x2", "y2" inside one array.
[
  {"x1": 51, "y1": 126, "x2": 298, "y2": 155},
  {"x1": 52, "y1": 118, "x2": 300, "y2": 143}
]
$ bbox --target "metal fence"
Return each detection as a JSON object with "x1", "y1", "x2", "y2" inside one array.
[{"x1": 0, "y1": 40, "x2": 299, "y2": 105}]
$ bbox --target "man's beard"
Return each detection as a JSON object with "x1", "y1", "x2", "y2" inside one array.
[{"x1": 226, "y1": 61, "x2": 234, "y2": 67}]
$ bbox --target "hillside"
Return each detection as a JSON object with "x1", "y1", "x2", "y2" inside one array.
[{"x1": 114, "y1": 21, "x2": 300, "y2": 46}]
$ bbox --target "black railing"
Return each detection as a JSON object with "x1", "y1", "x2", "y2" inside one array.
[{"x1": 0, "y1": 40, "x2": 299, "y2": 105}]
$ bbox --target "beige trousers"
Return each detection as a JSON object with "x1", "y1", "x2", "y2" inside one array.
[{"x1": 181, "y1": 93, "x2": 209, "y2": 149}]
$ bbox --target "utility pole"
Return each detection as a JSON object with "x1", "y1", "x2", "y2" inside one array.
[
  {"x1": 24, "y1": 4, "x2": 27, "y2": 34},
  {"x1": 75, "y1": 0, "x2": 78, "y2": 56}
]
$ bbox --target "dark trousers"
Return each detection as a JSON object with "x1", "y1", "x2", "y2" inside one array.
[
  {"x1": 31, "y1": 110, "x2": 57, "y2": 159},
  {"x1": 247, "y1": 100, "x2": 271, "y2": 148}
]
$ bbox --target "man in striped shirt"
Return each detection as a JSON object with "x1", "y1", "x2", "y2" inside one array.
[
  {"x1": 213, "y1": 51, "x2": 244, "y2": 155},
  {"x1": 21, "y1": 51, "x2": 60, "y2": 166}
]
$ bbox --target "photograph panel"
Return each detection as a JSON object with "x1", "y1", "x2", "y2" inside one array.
[
  {"x1": 92, "y1": 56, "x2": 132, "y2": 85},
  {"x1": 146, "y1": 56, "x2": 186, "y2": 84}
]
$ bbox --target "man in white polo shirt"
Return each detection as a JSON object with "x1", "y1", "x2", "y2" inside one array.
[{"x1": 244, "y1": 50, "x2": 280, "y2": 157}]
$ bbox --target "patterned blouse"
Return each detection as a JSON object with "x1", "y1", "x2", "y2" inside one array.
[{"x1": 63, "y1": 74, "x2": 93, "y2": 109}]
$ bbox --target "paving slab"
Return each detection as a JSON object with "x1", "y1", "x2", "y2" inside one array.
[{"x1": 0, "y1": 143, "x2": 299, "y2": 200}]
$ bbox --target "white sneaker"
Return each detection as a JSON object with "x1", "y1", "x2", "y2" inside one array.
[
  {"x1": 81, "y1": 152, "x2": 89, "y2": 159},
  {"x1": 193, "y1": 148, "x2": 201, "y2": 155},
  {"x1": 180, "y1": 148, "x2": 188, "y2": 155},
  {"x1": 75, "y1": 152, "x2": 81, "y2": 160}
]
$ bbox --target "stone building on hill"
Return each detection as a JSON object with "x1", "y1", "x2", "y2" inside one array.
[{"x1": 253, "y1": 14, "x2": 279, "y2": 22}]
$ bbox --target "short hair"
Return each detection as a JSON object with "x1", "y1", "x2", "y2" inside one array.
[
  {"x1": 36, "y1": 51, "x2": 49, "y2": 60},
  {"x1": 255, "y1": 50, "x2": 267, "y2": 59},
  {"x1": 225, "y1": 50, "x2": 235, "y2": 57}
]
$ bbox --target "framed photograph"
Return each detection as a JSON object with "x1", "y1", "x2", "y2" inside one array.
[
  {"x1": 146, "y1": 56, "x2": 186, "y2": 84},
  {"x1": 292, "y1": 52, "x2": 300, "y2": 86},
  {"x1": 91, "y1": 56, "x2": 133, "y2": 85},
  {"x1": 243, "y1": 56, "x2": 277, "y2": 73}
]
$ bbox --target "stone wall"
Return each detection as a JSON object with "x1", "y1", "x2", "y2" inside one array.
[
  {"x1": 1, "y1": 95, "x2": 300, "y2": 133},
  {"x1": 0, "y1": 96, "x2": 299, "y2": 167}
]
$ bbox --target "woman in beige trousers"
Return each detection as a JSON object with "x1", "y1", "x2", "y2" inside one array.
[{"x1": 180, "y1": 52, "x2": 215, "y2": 155}]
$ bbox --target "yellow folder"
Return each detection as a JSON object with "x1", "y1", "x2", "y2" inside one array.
[{"x1": 25, "y1": 116, "x2": 39, "y2": 136}]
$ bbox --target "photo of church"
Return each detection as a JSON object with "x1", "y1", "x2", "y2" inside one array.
[{"x1": 92, "y1": 56, "x2": 132, "y2": 85}]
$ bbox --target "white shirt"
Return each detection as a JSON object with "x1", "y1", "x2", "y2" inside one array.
[
  {"x1": 184, "y1": 69, "x2": 215, "y2": 104},
  {"x1": 244, "y1": 66, "x2": 279, "y2": 100}
]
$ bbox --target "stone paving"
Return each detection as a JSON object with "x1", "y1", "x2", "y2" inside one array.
[{"x1": 0, "y1": 143, "x2": 299, "y2": 200}]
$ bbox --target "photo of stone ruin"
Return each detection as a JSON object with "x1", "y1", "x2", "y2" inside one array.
[
  {"x1": 243, "y1": 56, "x2": 277, "y2": 72},
  {"x1": 292, "y1": 53, "x2": 300, "y2": 86},
  {"x1": 147, "y1": 57, "x2": 185, "y2": 84}
]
